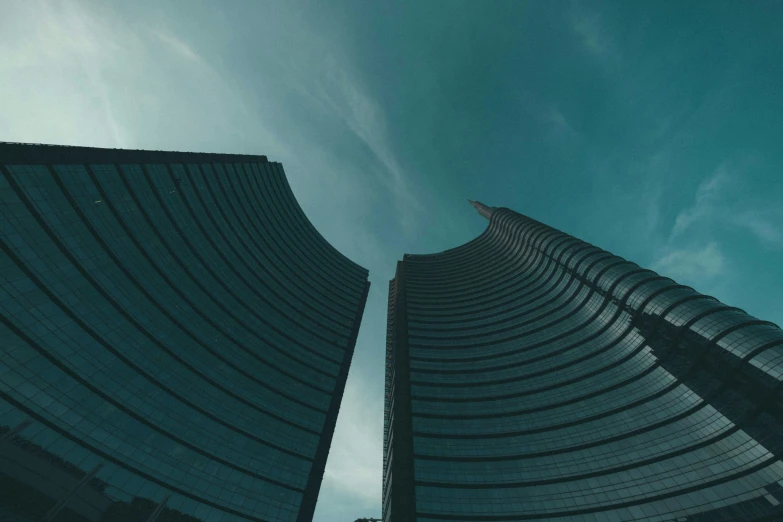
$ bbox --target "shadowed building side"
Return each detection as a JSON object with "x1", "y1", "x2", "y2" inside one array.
[
  {"x1": 0, "y1": 143, "x2": 370, "y2": 522},
  {"x1": 383, "y1": 200, "x2": 783, "y2": 521}
]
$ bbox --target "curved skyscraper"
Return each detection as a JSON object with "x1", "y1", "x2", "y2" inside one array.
[
  {"x1": 0, "y1": 143, "x2": 369, "y2": 522},
  {"x1": 384, "y1": 201, "x2": 783, "y2": 521}
]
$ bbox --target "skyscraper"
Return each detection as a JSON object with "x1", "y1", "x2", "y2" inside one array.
[
  {"x1": 0, "y1": 142, "x2": 369, "y2": 522},
  {"x1": 384, "y1": 201, "x2": 783, "y2": 521}
]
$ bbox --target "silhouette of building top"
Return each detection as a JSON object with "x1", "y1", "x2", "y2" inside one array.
[{"x1": 0, "y1": 141, "x2": 268, "y2": 164}]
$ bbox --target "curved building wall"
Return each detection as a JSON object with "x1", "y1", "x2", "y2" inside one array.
[
  {"x1": 0, "y1": 143, "x2": 370, "y2": 522},
  {"x1": 384, "y1": 205, "x2": 783, "y2": 521}
]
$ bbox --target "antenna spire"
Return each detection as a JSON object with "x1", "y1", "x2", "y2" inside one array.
[{"x1": 468, "y1": 200, "x2": 493, "y2": 220}]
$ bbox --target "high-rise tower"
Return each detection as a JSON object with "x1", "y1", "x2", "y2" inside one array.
[
  {"x1": 0, "y1": 143, "x2": 370, "y2": 522},
  {"x1": 384, "y1": 201, "x2": 783, "y2": 521}
]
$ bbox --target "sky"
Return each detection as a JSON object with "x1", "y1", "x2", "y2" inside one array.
[{"x1": 1, "y1": 1, "x2": 782, "y2": 520}]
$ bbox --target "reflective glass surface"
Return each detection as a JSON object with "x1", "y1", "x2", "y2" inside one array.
[
  {"x1": 384, "y1": 206, "x2": 783, "y2": 521},
  {"x1": 0, "y1": 144, "x2": 370, "y2": 522}
]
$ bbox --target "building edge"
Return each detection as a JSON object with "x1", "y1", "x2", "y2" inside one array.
[
  {"x1": 383, "y1": 262, "x2": 417, "y2": 522},
  {"x1": 0, "y1": 141, "x2": 268, "y2": 165},
  {"x1": 297, "y1": 280, "x2": 371, "y2": 522}
]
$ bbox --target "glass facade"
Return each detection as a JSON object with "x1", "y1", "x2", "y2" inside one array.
[
  {"x1": 384, "y1": 202, "x2": 783, "y2": 521},
  {"x1": 0, "y1": 143, "x2": 370, "y2": 522}
]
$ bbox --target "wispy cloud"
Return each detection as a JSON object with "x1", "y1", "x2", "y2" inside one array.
[
  {"x1": 150, "y1": 29, "x2": 202, "y2": 63},
  {"x1": 735, "y1": 210, "x2": 783, "y2": 248},
  {"x1": 297, "y1": 56, "x2": 424, "y2": 235},
  {"x1": 569, "y1": 4, "x2": 620, "y2": 64},
  {"x1": 670, "y1": 164, "x2": 732, "y2": 239},
  {"x1": 0, "y1": 1, "x2": 127, "y2": 146},
  {"x1": 648, "y1": 158, "x2": 783, "y2": 299},
  {"x1": 322, "y1": 366, "x2": 382, "y2": 505},
  {"x1": 650, "y1": 164, "x2": 733, "y2": 291},
  {"x1": 652, "y1": 242, "x2": 725, "y2": 281},
  {"x1": 664, "y1": 160, "x2": 783, "y2": 251},
  {"x1": 572, "y1": 15, "x2": 608, "y2": 57},
  {"x1": 546, "y1": 105, "x2": 580, "y2": 142}
]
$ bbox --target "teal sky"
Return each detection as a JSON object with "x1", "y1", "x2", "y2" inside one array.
[{"x1": 2, "y1": 1, "x2": 782, "y2": 520}]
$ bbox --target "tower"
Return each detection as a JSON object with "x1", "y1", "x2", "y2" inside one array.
[
  {"x1": 0, "y1": 142, "x2": 370, "y2": 522},
  {"x1": 383, "y1": 201, "x2": 783, "y2": 521}
]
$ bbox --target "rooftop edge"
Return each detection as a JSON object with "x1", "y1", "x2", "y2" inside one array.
[{"x1": 0, "y1": 141, "x2": 268, "y2": 164}]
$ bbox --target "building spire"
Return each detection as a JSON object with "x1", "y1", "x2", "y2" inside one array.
[{"x1": 468, "y1": 200, "x2": 493, "y2": 220}]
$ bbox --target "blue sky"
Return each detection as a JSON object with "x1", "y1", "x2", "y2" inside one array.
[{"x1": 2, "y1": 1, "x2": 782, "y2": 520}]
